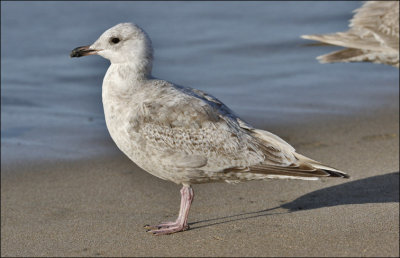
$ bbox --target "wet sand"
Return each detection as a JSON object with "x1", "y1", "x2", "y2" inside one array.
[{"x1": 1, "y1": 106, "x2": 399, "y2": 257}]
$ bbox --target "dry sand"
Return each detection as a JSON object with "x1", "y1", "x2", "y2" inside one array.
[{"x1": 1, "y1": 107, "x2": 399, "y2": 257}]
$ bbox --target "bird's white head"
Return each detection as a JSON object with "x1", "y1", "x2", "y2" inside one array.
[{"x1": 71, "y1": 23, "x2": 153, "y2": 75}]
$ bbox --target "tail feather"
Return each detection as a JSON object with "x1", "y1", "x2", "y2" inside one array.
[
  {"x1": 246, "y1": 129, "x2": 349, "y2": 180},
  {"x1": 294, "y1": 153, "x2": 349, "y2": 179},
  {"x1": 300, "y1": 33, "x2": 377, "y2": 51},
  {"x1": 225, "y1": 154, "x2": 350, "y2": 180}
]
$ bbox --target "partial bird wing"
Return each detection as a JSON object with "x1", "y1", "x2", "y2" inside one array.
[
  {"x1": 301, "y1": 1, "x2": 399, "y2": 67},
  {"x1": 350, "y1": 1, "x2": 399, "y2": 51},
  {"x1": 135, "y1": 82, "x2": 293, "y2": 169}
]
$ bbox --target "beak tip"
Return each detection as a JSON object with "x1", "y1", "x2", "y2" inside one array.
[
  {"x1": 70, "y1": 45, "x2": 96, "y2": 58},
  {"x1": 70, "y1": 51, "x2": 81, "y2": 58}
]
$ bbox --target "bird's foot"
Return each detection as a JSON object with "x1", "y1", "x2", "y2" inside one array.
[
  {"x1": 144, "y1": 221, "x2": 176, "y2": 230},
  {"x1": 144, "y1": 221, "x2": 189, "y2": 235},
  {"x1": 144, "y1": 186, "x2": 193, "y2": 235}
]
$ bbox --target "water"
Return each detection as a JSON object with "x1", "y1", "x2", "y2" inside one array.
[{"x1": 1, "y1": 1, "x2": 398, "y2": 165}]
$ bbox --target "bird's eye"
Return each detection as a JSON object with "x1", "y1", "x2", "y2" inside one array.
[{"x1": 110, "y1": 37, "x2": 120, "y2": 44}]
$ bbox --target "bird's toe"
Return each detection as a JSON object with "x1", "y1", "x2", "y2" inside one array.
[{"x1": 146, "y1": 224, "x2": 189, "y2": 235}]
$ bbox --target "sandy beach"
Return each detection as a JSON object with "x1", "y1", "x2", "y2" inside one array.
[{"x1": 2, "y1": 104, "x2": 398, "y2": 257}]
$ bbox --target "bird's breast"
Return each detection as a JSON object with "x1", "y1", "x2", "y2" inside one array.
[{"x1": 102, "y1": 80, "x2": 144, "y2": 155}]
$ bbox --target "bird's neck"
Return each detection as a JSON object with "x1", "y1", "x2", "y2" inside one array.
[
  {"x1": 105, "y1": 61, "x2": 152, "y2": 83},
  {"x1": 102, "y1": 62, "x2": 153, "y2": 102}
]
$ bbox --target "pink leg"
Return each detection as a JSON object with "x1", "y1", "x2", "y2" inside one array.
[{"x1": 145, "y1": 185, "x2": 194, "y2": 235}]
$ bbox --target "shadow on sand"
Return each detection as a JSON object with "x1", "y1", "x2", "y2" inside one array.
[{"x1": 189, "y1": 172, "x2": 399, "y2": 230}]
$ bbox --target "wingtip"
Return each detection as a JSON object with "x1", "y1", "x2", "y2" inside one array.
[
  {"x1": 316, "y1": 55, "x2": 330, "y2": 64},
  {"x1": 326, "y1": 169, "x2": 350, "y2": 179},
  {"x1": 342, "y1": 172, "x2": 350, "y2": 179},
  {"x1": 301, "y1": 34, "x2": 322, "y2": 41}
]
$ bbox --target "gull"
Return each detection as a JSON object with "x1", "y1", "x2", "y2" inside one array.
[
  {"x1": 302, "y1": 1, "x2": 399, "y2": 67},
  {"x1": 71, "y1": 23, "x2": 348, "y2": 235}
]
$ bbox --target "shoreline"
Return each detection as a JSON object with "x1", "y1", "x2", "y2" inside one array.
[{"x1": 2, "y1": 100, "x2": 398, "y2": 175}]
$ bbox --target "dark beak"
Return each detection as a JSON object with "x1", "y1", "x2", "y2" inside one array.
[{"x1": 70, "y1": 45, "x2": 98, "y2": 58}]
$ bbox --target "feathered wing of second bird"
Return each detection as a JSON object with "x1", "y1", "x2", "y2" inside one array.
[{"x1": 302, "y1": 1, "x2": 399, "y2": 67}]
